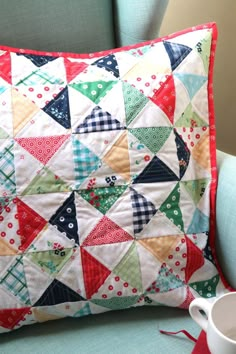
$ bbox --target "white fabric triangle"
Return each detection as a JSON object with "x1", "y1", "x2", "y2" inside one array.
[
  {"x1": 99, "y1": 81, "x2": 126, "y2": 126},
  {"x1": 56, "y1": 247, "x2": 86, "y2": 298},
  {"x1": 173, "y1": 75, "x2": 190, "y2": 124},
  {"x1": 75, "y1": 192, "x2": 104, "y2": 244},
  {"x1": 69, "y1": 86, "x2": 96, "y2": 131},
  {"x1": 136, "y1": 242, "x2": 162, "y2": 290},
  {"x1": 129, "y1": 100, "x2": 171, "y2": 128},
  {"x1": 137, "y1": 210, "x2": 183, "y2": 239},
  {"x1": 83, "y1": 241, "x2": 133, "y2": 271},
  {"x1": 23, "y1": 257, "x2": 53, "y2": 304},
  {"x1": 106, "y1": 187, "x2": 134, "y2": 236},
  {"x1": 16, "y1": 109, "x2": 67, "y2": 138},
  {"x1": 149, "y1": 286, "x2": 186, "y2": 307}
]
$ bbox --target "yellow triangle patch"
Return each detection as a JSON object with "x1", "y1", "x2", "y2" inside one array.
[
  {"x1": 12, "y1": 88, "x2": 40, "y2": 136},
  {"x1": 33, "y1": 308, "x2": 63, "y2": 323},
  {"x1": 103, "y1": 131, "x2": 130, "y2": 181},
  {"x1": 192, "y1": 131, "x2": 210, "y2": 171},
  {"x1": 0, "y1": 238, "x2": 17, "y2": 255},
  {"x1": 138, "y1": 235, "x2": 181, "y2": 262}
]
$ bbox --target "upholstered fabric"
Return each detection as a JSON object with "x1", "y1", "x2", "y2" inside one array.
[
  {"x1": 0, "y1": 0, "x2": 168, "y2": 53},
  {"x1": 114, "y1": 0, "x2": 169, "y2": 46},
  {"x1": 216, "y1": 150, "x2": 236, "y2": 289},
  {"x1": 1, "y1": 306, "x2": 200, "y2": 354}
]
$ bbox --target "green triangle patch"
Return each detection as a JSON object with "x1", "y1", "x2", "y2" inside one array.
[
  {"x1": 91, "y1": 295, "x2": 139, "y2": 310},
  {"x1": 194, "y1": 31, "x2": 212, "y2": 74},
  {"x1": 73, "y1": 303, "x2": 91, "y2": 317},
  {"x1": 0, "y1": 127, "x2": 9, "y2": 139},
  {"x1": 160, "y1": 182, "x2": 184, "y2": 232},
  {"x1": 70, "y1": 80, "x2": 116, "y2": 104},
  {"x1": 189, "y1": 274, "x2": 219, "y2": 298},
  {"x1": 113, "y1": 242, "x2": 142, "y2": 291},
  {"x1": 27, "y1": 248, "x2": 73, "y2": 275},
  {"x1": 182, "y1": 179, "x2": 209, "y2": 205},
  {"x1": 175, "y1": 103, "x2": 207, "y2": 128},
  {"x1": 22, "y1": 167, "x2": 69, "y2": 195},
  {"x1": 129, "y1": 127, "x2": 172, "y2": 154},
  {"x1": 122, "y1": 82, "x2": 149, "y2": 126},
  {"x1": 78, "y1": 185, "x2": 127, "y2": 215}
]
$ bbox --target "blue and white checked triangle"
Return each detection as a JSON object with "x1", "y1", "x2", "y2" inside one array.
[
  {"x1": 75, "y1": 106, "x2": 124, "y2": 133},
  {"x1": 130, "y1": 187, "x2": 157, "y2": 235},
  {"x1": 73, "y1": 137, "x2": 101, "y2": 188}
]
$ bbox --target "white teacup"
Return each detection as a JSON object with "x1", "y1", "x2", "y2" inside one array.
[{"x1": 189, "y1": 292, "x2": 236, "y2": 354}]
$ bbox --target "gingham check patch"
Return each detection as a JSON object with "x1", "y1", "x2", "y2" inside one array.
[
  {"x1": 76, "y1": 106, "x2": 124, "y2": 133},
  {"x1": 130, "y1": 187, "x2": 157, "y2": 234},
  {"x1": 73, "y1": 137, "x2": 100, "y2": 187},
  {"x1": 163, "y1": 41, "x2": 192, "y2": 70},
  {"x1": 0, "y1": 257, "x2": 30, "y2": 305},
  {"x1": 16, "y1": 69, "x2": 64, "y2": 86},
  {"x1": 0, "y1": 141, "x2": 16, "y2": 194}
]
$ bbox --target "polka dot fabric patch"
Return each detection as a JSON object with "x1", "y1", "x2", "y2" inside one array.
[{"x1": 0, "y1": 23, "x2": 229, "y2": 333}]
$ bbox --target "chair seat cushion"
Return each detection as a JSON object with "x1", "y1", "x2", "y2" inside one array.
[{"x1": 1, "y1": 307, "x2": 200, "y2": 354}]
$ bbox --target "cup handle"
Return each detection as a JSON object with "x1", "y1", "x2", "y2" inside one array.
[{"x1": 189, "y1": 298, "x2": 212, "y2": 332}]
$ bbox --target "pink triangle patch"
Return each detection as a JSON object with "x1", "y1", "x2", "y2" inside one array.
[
  {"x1": 0, "y1": 52, "x2": 11, "y2": 84},
  {"x1": 15, "y1": 135, "x2": 69, "y2": 165},
  {"x1": 82, "y1": 216, "x2": 134, "y2": 246},
  {"x1": 150, "y1": 75, "x2": 175, "y2": 124},
  {"x1": 64, "y1": 58, "x2": 88, "y2": 83},
  {"x1": 81, "y1": 247, "x2": 111, "y2": 299},
  {"x1": 185, "y1": 236, "x2": 204, "y2": 283},
  {"x1": 179, "y1": 286, "x2": 195, "y2": 309}
]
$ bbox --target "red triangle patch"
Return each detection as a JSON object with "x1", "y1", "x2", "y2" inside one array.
[
  {"x1": 17, "y1": 198, "x2": 47, "y2": 251},
  {"x1": 15, "y1": 135, "x2": 69, "y2": 165},
  {"x1": 0, "y1": 307, "x2": 30, "y2": 329},
  {"x1": 81, "y1": 247, "x2": 111, "y2": 299},
  {"x1": 82, "y1": 216, "x2": 134, "y2": 246},
  {"x1": 0, "y1": 52, "x2": 11, "y2": 84},
  {"x1": 150, "y1": 75, "x2": 175, "y2": 124},
  {"x1": 185, "y1": 236, "x2": 204, "y2": 283},
  {"x1": 64, "y1": 58, "x2": 88, "y2": 83}
]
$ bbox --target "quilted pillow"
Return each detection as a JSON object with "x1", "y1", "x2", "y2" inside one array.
[{"x1": 0, "y1": 22, "x2": 228, "y2": 333}]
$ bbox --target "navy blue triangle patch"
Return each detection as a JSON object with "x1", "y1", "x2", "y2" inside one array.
[
  {"x1": 133, "y1": 156, "x2": 179, "y2": 183},
  {"x1": 203, "y1": 233, "x2": 216, "y2": 266},
  {"x1": 75, "y1": 106, "x2": 124, "y2": 133},
  {"x1": 130, "y1": 187, "x2": 157, "y2": 234},
  {"x1": 163, "y1": 41, "x2": 192, "y2": 71},
  {"x1": 92, "y1": 54, "x2": 119, "y2": 78},
  {"x1": 16, "y1": 53, "x2": 58, "y2": 67},
  {"x1": 49, "y1": 192, "x2": 79, "y2": 244},
  {"x1": 33, "y1": 279, "x2": 85, "y2": 306},
  {"x1": 43, "y1": 87, "x2": 71, "y2": 129},
  {"x1": 174, "y1": 130, "x2": 190, "y2": 179}
]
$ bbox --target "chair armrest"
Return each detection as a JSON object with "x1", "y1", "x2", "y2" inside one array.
[{"x1": 216, "y1": 150, "x2": 236, "y2": 289}]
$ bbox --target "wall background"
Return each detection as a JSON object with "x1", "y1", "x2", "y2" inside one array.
[{"x1": 160, "y1": 0, "x2": 236, "y2": 155}]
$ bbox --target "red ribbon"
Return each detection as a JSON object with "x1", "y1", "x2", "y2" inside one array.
[{"x1": 159, "y1": 329, "x2": 197, "y2": 343}]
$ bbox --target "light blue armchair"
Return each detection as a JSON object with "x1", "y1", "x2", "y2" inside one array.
[{"x1": 1, "y1": 1, "x2": 235, "y2": 353}]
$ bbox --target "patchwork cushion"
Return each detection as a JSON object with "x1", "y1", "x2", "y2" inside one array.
[{"x1": 0, "y1": 22, "x2": 228, "y2": 333}]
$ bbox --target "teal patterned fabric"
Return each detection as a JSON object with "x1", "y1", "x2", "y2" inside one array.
[{"x1": 216, "y1": 151, "x2": 236, "y2": 289}]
